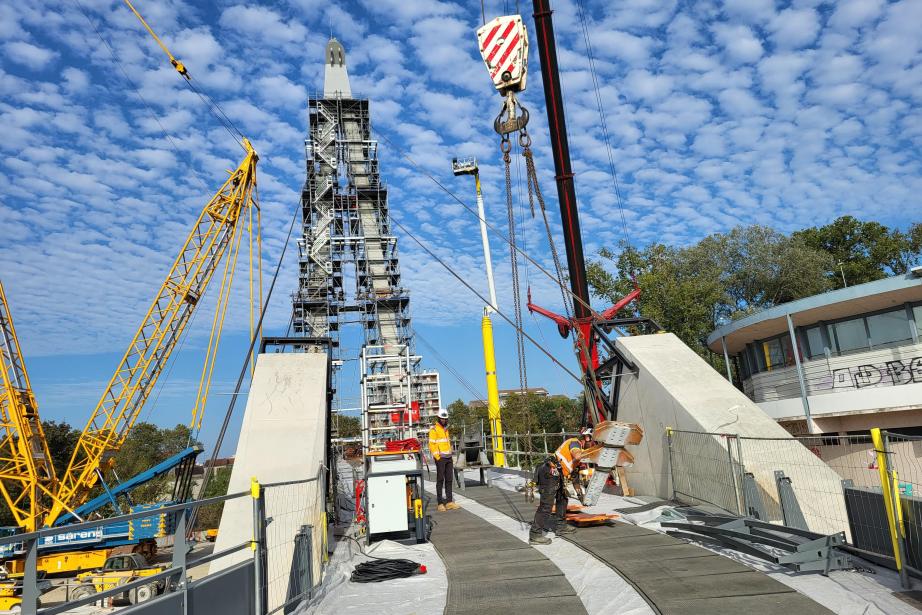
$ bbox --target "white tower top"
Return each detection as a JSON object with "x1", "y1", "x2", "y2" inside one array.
[{"x1": 323, "y1": 38, "x2": 352, "y2": 98}]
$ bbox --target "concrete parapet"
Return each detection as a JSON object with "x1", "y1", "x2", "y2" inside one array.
[{"x1": 616, "y1": 333, "x2": 848, "y2": 536}]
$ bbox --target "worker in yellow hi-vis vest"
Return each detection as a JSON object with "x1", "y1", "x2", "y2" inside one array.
[{"x1": 429, "y1": 408, "x2": 460, "y2": 512}]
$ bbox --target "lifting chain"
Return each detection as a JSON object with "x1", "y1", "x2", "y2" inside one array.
[
  {"x1": 497, "y1": 96, "x2": 605, "y2": 420},
  {"x1": 502, "y1": 134, "x2": 528, "y2": 392}
]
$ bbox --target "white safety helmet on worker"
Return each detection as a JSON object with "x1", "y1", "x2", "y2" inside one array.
[
  {"x1": 580, "y1": 427, "x2": 592, "y2": 437},
  {"x1": 437, "y1": 407, "x2": 449, "y2": 419}
]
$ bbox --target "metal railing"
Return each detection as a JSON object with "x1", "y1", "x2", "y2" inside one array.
[
  {"x1": 419, "y1": 426, "x2": 580, "y2": 471},
  {"x1": 7, "y1": 465, "x2": 327, "y2": 615},
  {"x1": 667, "y1": 427, "x2": 920, "y2": 589}
]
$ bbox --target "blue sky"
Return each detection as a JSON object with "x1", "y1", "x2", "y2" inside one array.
[{"x1": 1, "y1": 0, "x2": 920, "y2": 454}]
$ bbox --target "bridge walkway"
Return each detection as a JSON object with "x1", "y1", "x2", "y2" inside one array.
[{"x1": 447, "y1": 479, "x2": 834, "y2": 615}]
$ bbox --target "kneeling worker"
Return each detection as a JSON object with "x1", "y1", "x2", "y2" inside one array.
[
  {"x1": 429, "y1": 408, "x2": 460, "y2": 512},
  {"x1": 530, "y1": 431, "x2": 587, "y2": 544}
]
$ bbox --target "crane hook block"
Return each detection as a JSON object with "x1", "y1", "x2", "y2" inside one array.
[{"x1": 477, "y1": 15, "x2": 529, "y2": 94}]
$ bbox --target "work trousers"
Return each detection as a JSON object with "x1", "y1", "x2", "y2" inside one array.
[
  {"x1": 435, "y1": 456, "x2": 454, "y2": 504},
  {"x1": 531, "y1": 459, "x2": 567, "y2": 535}
]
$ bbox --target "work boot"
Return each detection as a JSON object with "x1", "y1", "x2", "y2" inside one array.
[
  {"x1": 555, "y1": 524, "x2": 576, "y2": 535},
  {"x1": 529, "y1": 533, "x2": 551, "y2": 545},
  {"x1": 437, "y1": 504, "x2": 447, "y2": 512},
  {"x1": 445, "y1": 502, "x2": 461, "y2": 510}
]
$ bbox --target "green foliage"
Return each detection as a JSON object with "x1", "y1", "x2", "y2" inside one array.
[
  {"x1": 793, "y1": 216, "x2": 922, "y2": 288},
  {"x1": 336, "y1": 414, "x2": 361, "y2": 437},
  {"x1": 444, "y1": 394, "x2": 582, "y2": 436},
  {"x1": 589, "y1": 225, "x2": 834, "y2": 357},
  {"x1": 111, "y1": 422, "x2": 197, "y2": 505},
  {"x1": 42, "y1": 420, "x2": 80, "y2": 479},
  {"x1": 194, "y1": 466, "x2": 230, "y2": 530},
  {"x1": 588, "y1": 218, "x2": 919, "y2": 359}
]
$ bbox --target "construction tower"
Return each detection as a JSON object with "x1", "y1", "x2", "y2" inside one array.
[{"x1": 292, "y1": 39, "x2": 440, "y2": 448}]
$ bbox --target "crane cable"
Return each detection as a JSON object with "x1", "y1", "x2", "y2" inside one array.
[
  {"x1": 502, "y1": 140, "x2": 528, "y2": 392},
  {"x1": 371, "y1": 129, "x2": 601, "y2": 323},
  {"x1": 574, "y1": 0, "x2": 631, "y2": 247},
  {"x1": 121, "y1": 0, "x2": 247, "y2": 150}
]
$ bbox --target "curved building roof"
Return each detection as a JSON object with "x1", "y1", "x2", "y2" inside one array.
[{"x1": 706, "y1": 272, "x2": 922, "y2": 354}]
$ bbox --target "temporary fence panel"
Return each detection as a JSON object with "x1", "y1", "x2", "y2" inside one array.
[
  {"x1": 882, "y1": 432, "x2": 922, "y2": 574},
  {"x1": 667, "y1": 429, "x2": 742, "y2": 514}
]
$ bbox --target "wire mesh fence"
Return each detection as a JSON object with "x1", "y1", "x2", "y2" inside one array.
[
  {"x1": 260, "y1": 471, "x2": 327, "y2": 615},
  {"x1": 883, "y1": 432, "x2": 922, "y2": 572},
  {"x1": 667, "y1": 429, "x2": 743, "y2": 514},
  {"x1": 667, "y1": 426, "x2": 921, "y2": 585}
]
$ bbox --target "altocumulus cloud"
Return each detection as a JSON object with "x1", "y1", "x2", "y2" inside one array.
[{"x1": 0, "y1": 0, "x2": 919, "y2": 362}]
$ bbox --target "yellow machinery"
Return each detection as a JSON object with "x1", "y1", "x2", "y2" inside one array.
[
  {"x1": 451, "y1": 157, "x2": 505, "y2": 466},
  {"x1": 46, "y1": 139, "x2": 259, "y2": 526},
  {"x1": 0, "y1": 1, "x2": 262, "y2": 541},
  {"x1": 0, "y1": 281, "x2": 59, "y2": 532},
  {"x1": 72, "y1": 553, "x2": 167, "y2": 605}
]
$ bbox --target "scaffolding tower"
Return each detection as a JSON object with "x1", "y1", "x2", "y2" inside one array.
[{"x1": 292, "y1": 39, "x2": 440, "y2": 449}]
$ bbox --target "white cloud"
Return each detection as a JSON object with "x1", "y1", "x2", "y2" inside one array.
[
  {"x1": 623, "y1": 69, "x2": 673, "y2": 102},
  {"x1": 769, "y1": 8, "x2": 820, "y2": 50},
  {"x1": 61, "y1": 67, "x2": 89, "y2": 93},
  {"x1": 255, "y1": 75, "x2": 307, "y2": 110},
  {"x1": 219, "y1": 5, "x2": 307, "y2": 47},
  {"x1": 713, "y1": 24, "x2": 764, "y2": 64},
  {"x1": 4, "y1": 41, "x2": 57, "y2": 69}
]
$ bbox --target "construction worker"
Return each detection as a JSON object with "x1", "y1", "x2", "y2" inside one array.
[
  {"x1": 429, "y1": 408, "x2": 460, "y2": 512},
  {"x1": 530, "y1": 432, "x2": 586, "y2": 544}
]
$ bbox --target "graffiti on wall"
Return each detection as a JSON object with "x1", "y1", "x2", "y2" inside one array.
[{"x1": 830, "y1": 357, "x2": 922, "y2": 390}]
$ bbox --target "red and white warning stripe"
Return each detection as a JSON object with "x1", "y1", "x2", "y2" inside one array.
[{"x1": 477, "y1": 15, "x2": 529, "y2": 92}]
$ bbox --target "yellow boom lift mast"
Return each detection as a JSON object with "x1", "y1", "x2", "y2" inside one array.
[{"x1": 0, "y1": 281, "x2": 58, "y2": 531}]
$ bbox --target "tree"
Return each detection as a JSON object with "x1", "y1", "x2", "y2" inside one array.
[
  {"x1": 588, "y1": 225, "x2": 833, "y2": 356},
  {"x1": 194, "y1": 466, "x2": 230, "y2": 530},
  {"x1": 793, "y1": 216, "x2": 922, "y2": 288},
  {"x1": 112, "y1": 423, "x2": 196, "y2": 505},
  {"x1": 336, "y1": 414, "x2": 361, "y2": 437}
]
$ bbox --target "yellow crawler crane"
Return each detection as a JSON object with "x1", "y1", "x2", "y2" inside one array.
[
  {"x1": 45, "y1": 140, "x2": 259, "y2": 526},
  {"x1": 0, "y1": 281, "x2": 59, "y2": 532}
]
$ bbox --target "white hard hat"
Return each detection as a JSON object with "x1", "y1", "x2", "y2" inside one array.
[
  {"x1": 437, "y1": 408, "x2": 449, "y2": 419},
  {"x1": 580, "y1": 427, "x2": 593, "y2": 436}
]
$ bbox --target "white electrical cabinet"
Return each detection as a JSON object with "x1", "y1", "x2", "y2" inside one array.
[
  {"x1": 365, "y1": 452, "x2": 426, "y2": 541},
  {"x1": 367, "y1": 474, "x2": 409, "y2": 534}
]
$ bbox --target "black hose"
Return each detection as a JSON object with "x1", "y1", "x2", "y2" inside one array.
[
  {"x1": 350, "y1": 558, "x2": 424, "y2": 583},
  {"x1": 344, "y1": 536, "x2": 425, "y2": 583}
]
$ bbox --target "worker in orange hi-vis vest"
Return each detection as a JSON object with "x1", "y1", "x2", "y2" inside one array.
[
  {"x1": 428, "y1": 408, "x2": 460, "y2": 512},
  {"x1": 529, "y1": 430, "x2": 589, "y2": 544}
]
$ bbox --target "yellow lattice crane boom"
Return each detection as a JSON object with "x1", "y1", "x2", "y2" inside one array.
[
  {"x1": 0, "y1": 281, "x2": 58, "y2": 531},
  {"x1": 45, "y1": 141, "x2": 259, "y2": 526}
]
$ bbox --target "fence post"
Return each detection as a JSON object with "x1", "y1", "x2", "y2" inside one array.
[
  {"x1": 252, "y1": 477, "x2": 268, "y2": 615},
  {"x1": 21, "y1": 536, "x2": 38, "y2": 615},
  {"x1": 871, "y1": 428, "x2": 909, "y2": 588},
  {"x1": 881, "y1": 431, "x2": 911, "y2": 590},
  {"x1": 666, "y1": 427, "x2": 675, "y2": 501},
  {"x1": 172, "y1": 509, "x2": 189, "y2": 614},
  {"x1": 735, "y1": 436, "x2": 746, "y2": 516},
  {"x1": 726, "y1": 436, "x2": 742, "y2": 515}
]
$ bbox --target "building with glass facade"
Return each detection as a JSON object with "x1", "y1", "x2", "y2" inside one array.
[{"x1": 706, "y1": 272, "x2": 922, "y2": 436}]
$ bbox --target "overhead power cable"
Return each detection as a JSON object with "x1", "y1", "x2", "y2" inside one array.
[
  {"x1": 388, "y1": 214, "x2": 584, "y2": 387},
  {"x1": 372, "y1": 129, "x2": 600, "y2": 321}
]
